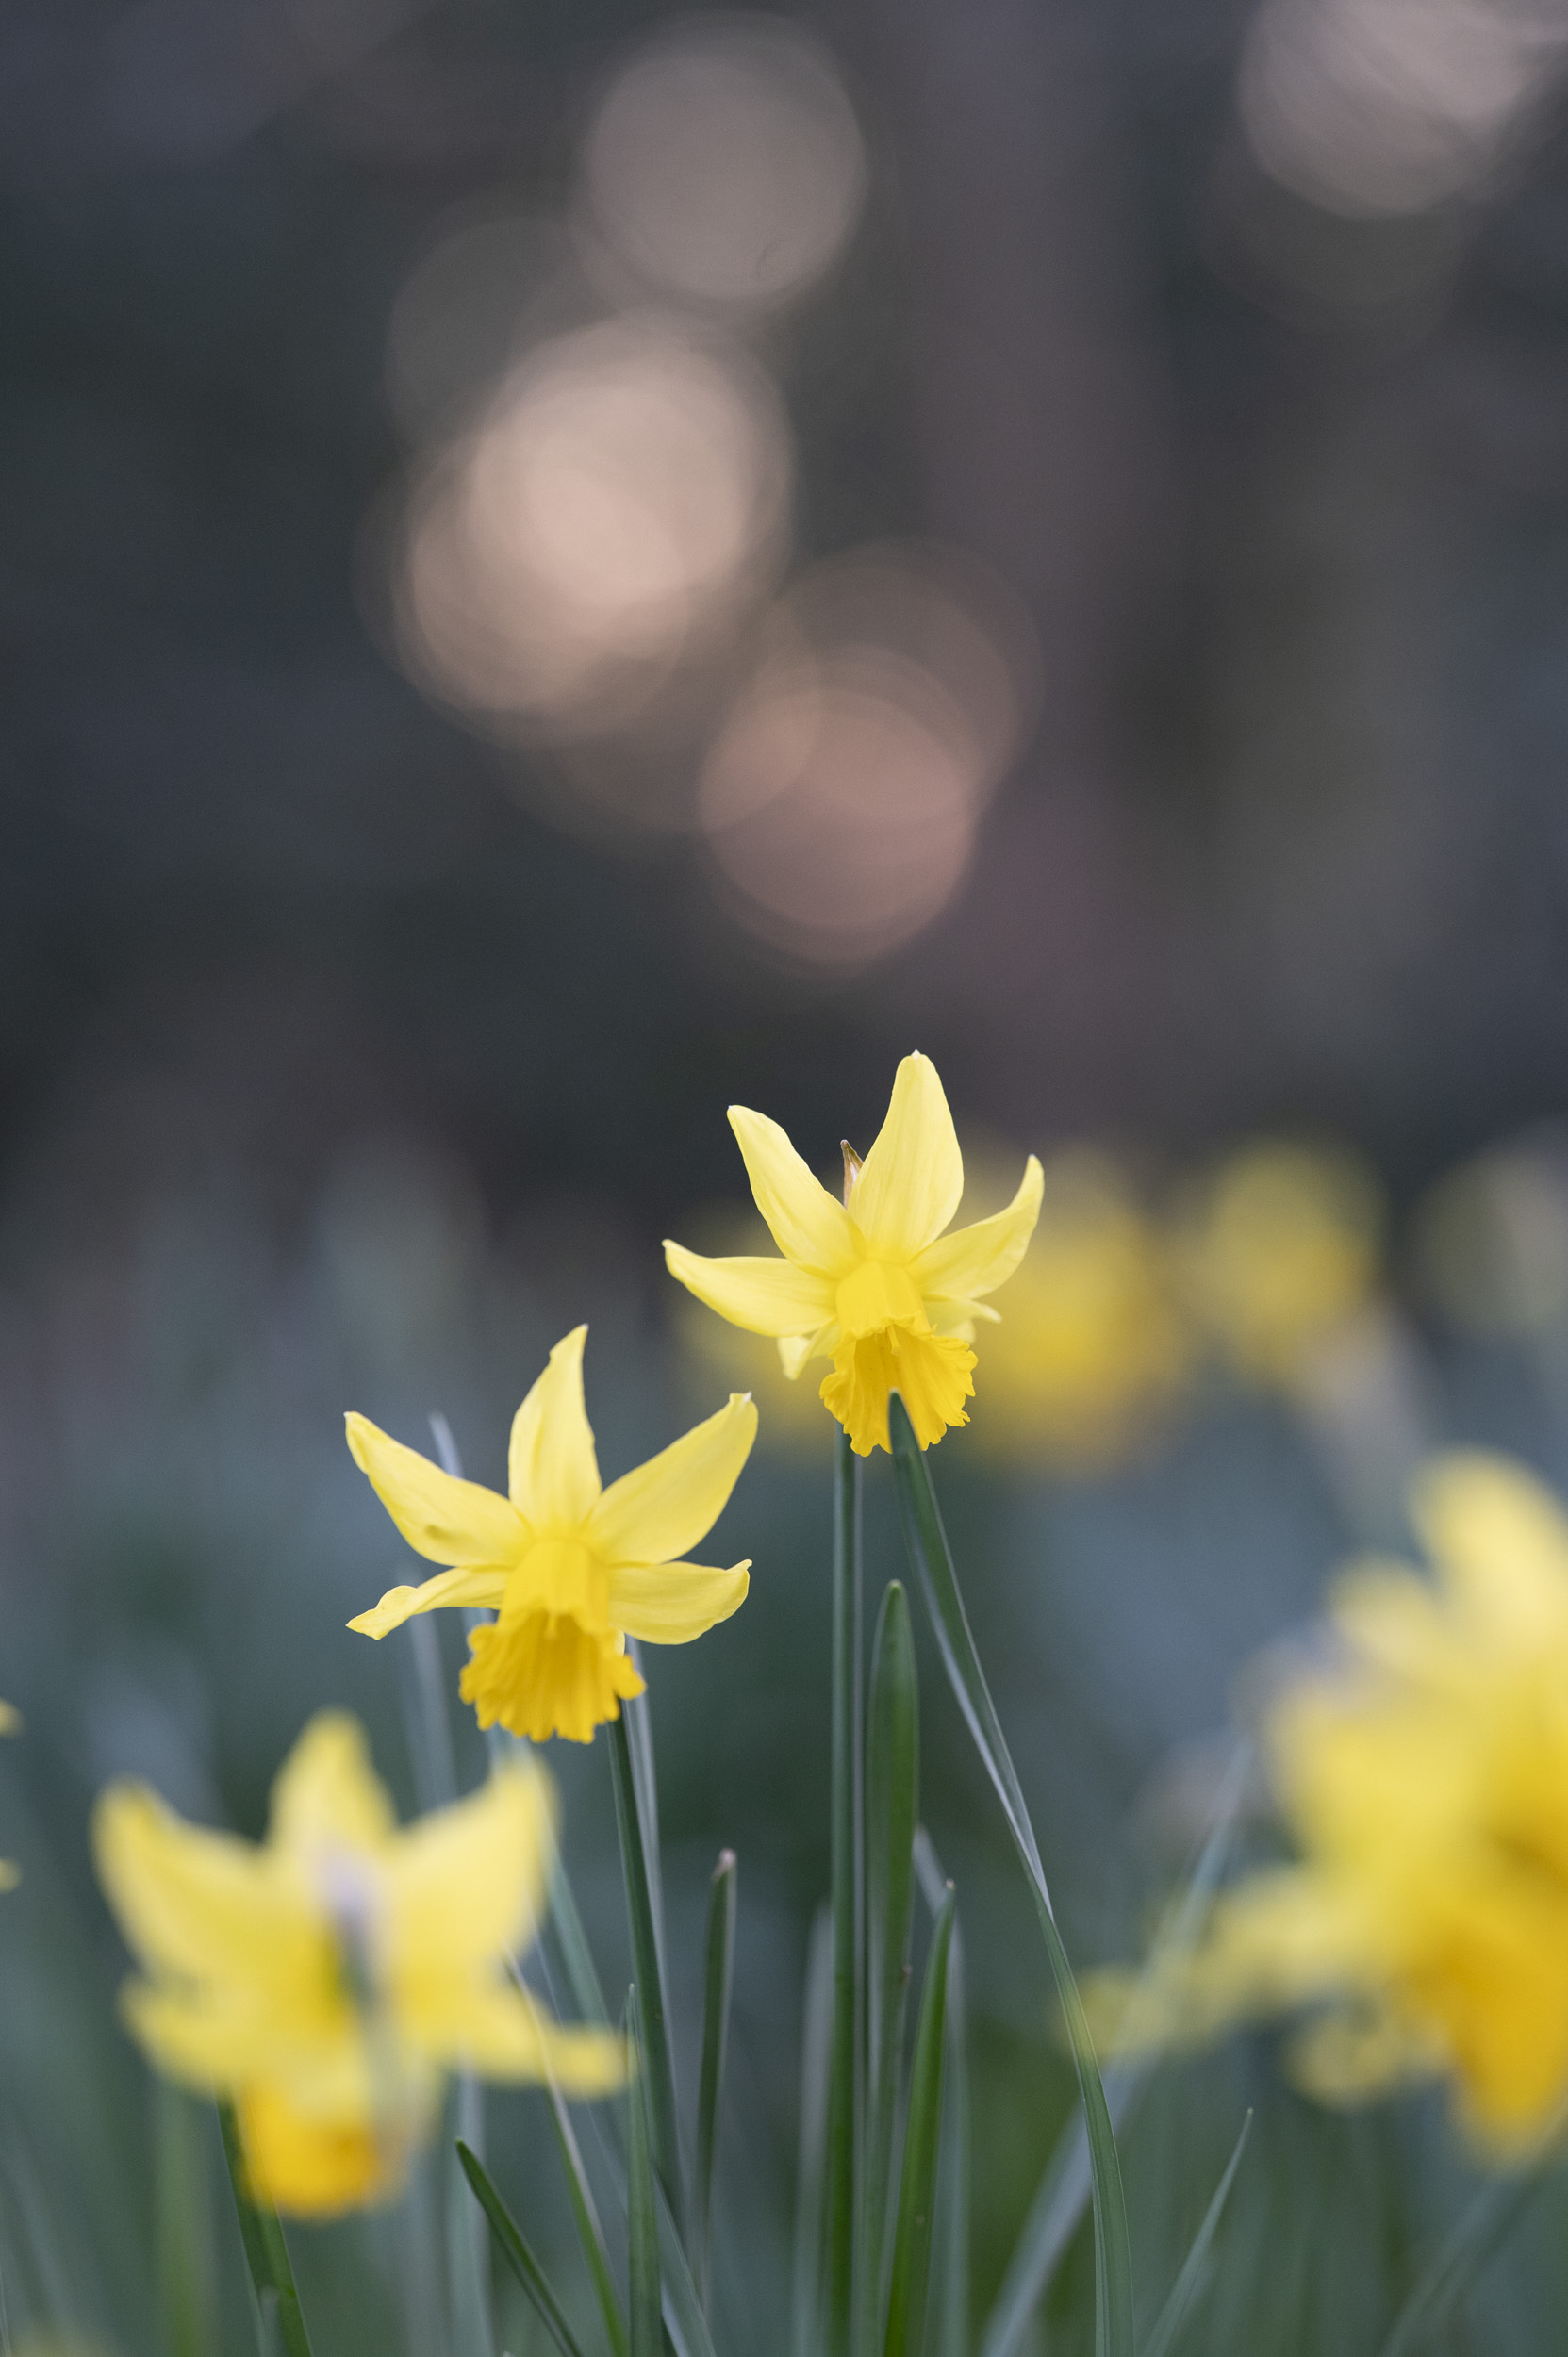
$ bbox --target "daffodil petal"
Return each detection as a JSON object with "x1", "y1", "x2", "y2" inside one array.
[
  {"x1": 729, "y1": 1106, "x2": 858, "y2": 1276},
  {"x1": 590, "y1": 1393, "x2": 759, "y2": 1565},
  {"x1": 348, "y1": 1566, "x2": 510, "y2": 1640},
  {"x1": 663, "y1": 1244, "x2": 834, "y2": 1337},
  {"x1": 1411, "y1": 1452, "x2": 1568, "y2": 1644},
  {"x1": 431, "y1": 1986, "x2": 627, "y2": 2091},
  {"x1": 913, "y1": 1155, "x2": 1044, "y2": 1303},
  {"x1": 92, "y1": 1785, "x2": 314, "y2": 1986},
  {"x1": 778, "y1": 1324, "x2": 838, "y2": 1378},
  {"x1": 347, "y1": 1414, "x2": 526, "y2": 1565},
  {"x1": 388, "y1": 1762, "x2": 556, "y2": 1973},
  {"x1": 509, "y1": 1326, "x2": 602, "y2": 1530},
  {"x1": 268, "y1": 1712, "x2": 398, "y2": 1854},
  {"x1": 849, "y1": 1053, "x2": 965, "y2": 1257},
  {"x1": 608, "y1": 1559, "x2": 751, "y2": 1643}
]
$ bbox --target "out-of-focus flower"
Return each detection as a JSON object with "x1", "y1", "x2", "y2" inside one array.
[
  {"x1": 0, "y1": 1699, "x2": 21, "y2": 1891},
  {"x1": 94, "y1": 1713, "x2": 623, "y2": 2216},
  {"x1": 970, "y1": 1152, "x2": 1188, "y2": 1471},
  {"x1": 1416, "y1": 1137, "x2": 1568, "y2": 1341},
  {"x1": 1091, "y1": 1454, "x2": 1568, "y2": 2154},
  {"x1": 347, "y1": 1327, "x2": 755, "y2": 1742},
  {"x1": 1174, "y1": 1141, "x2": 1382, "y2": 1388},
  {"x1": 665, "y1": 1053, "x2": 1043, "y2": 1456}
]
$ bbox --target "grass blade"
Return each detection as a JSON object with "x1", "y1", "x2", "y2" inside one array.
[
  {"x1": 1141, "y1": 2112, "x2": 1252, "y2": 2357},
  {"x1": 548, "y1": 2082, "x2": 629, "y2": 2357},
  {"x1": 456, "y1": 2140, "x2": 586, "y2": 2357},
  {"x1": 933, "y1": 1921, "x2": 969, "y2": 2357},
  {"x1": 888, "y1": 1396, "x2": 1134, "y2": 2357},
  {"x1": 883, "y1": 1887, "x2": 956, "y2": 2357},
  {"x1": 695, "y1": 1847, "x2": 738, "y2": 2309},
  {"x1": 793, "y1": 1905, "x2": 836, "y2": 2357},
  {"x1": 1378, "y1": 2136, "x2": 1565, "y2": 2357},
  {"x1": 865, "y1": 1579, "x2": 919, "y2": 2344},
  {"x1": 626, "y1": 1988, "x2": 664, "y2": 2357},
  {"x1": 217, "y1": 2102, "x2": 314, "y2": 2357},
  {"x1": 449, "y1": 2079, "x2": 496, "y2": 2357},
  {"x1": 608, "y1": 1708, "x2": 685, "y2": 2237},
  {"x1": 828, "y1": 1425, "x2": 866, "y2": 2357},
  {"x1": 549, "y1": 1850, "x2": 613, "y2": 2032},
  {"x1": 156, "y1": 2083, "x2": 215, "y2": 2357}
]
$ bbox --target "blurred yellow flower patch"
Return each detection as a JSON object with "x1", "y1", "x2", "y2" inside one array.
[
  {"x1": 94, "y1": 1711, "x2": 624, "y2": 2215},
  {"x1": 348, "y1": 1325, "x2": 756, "y2": 1742},
  {"x1": 666, "y1": 1051, "x2": 1042, "y2": 1456},
  {"x1": 1092, "y1": 1453, "x2": 1568, "y2": 2154}
]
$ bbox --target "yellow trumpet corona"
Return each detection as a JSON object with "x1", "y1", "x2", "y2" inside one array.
[
  {"x1": 93, "y1": 1712, "x2": 624, "y2": 2215},
  {"x1": 665, "y1": 1052, "x2": 1043, "y2": 1457},
  {"x1": 346, "y1": 1325, "x2": 756, "y2": 1742}
]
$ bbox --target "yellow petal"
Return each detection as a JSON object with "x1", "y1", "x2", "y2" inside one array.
[
  {"x1": 913, "y1": 1156, "x2": 1044, "y2": 1303},
  {"x1": 664, "y1": 1243, "x2": 834, "y2": 1336},
  {"x1": 93, "y1": 1785, "x2": 314, "y2": 1986},
  {"x1": 607, "y1": 1559, "x2": 751, "y2": 1643},
  {"x1": 848, "y1": 1053, "x2": 965, "y2": 1258},
  {"x1": 427, "y1": 1985, "x2": 627, "y2": 2091},
  {"x1": 728, "y1": 1106, "x2": 858, "y2": 1277},
  {"x1": 346, "y1": 1414, "x2": 526, "y2": 1565},
  {"x1": 509, "y1": 1327, "x2": 602, "y2": 1531},
  {"x1": 1412, "y1": 1452, "x2": 1568, "y2": 1646},
  {"x1": 269, "y1": 1713, "x2": 398, "y2": 1857},
  {"x1": 387, "y1": 1761, "x2": 557, "y2": 1974},
  {"x1": 348, "y1": 1565, "x2": 510, "y2": 1640},
  {"x1": 121, "y1": 1979, "x2": 324, "y2": 2089},
  {"x1": 0, "y1": 1701, "x2": 23, "y2": 1737},
  {"x1": 239, "y1": 2077, "x2": 421, "y2": 2217},
  {"x1": 590, "y1": 1393, "x2": 758, "y2": 1566},
  {"x1": 778, "y1": 1324, "x2": 838, "y2": 1378}
]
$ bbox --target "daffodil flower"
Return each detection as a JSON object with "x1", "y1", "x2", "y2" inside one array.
[
  {"x1": 346, "y1": 1326, "x2": 756, "y2": 1742},
  {"x1": 664, "y1": 1052, "x2": 1043, "y2": 1456},
  {"x1": 93, "y1": 1711, "x2": 624, "y2": 2216},
  {"x1": 1090, "y1": 1454, "x2": 1568, "y2": 2155}
]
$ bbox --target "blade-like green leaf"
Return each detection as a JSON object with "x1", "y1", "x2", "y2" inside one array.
[
  {"x1": 793, "y1": 1906, "x2": 836, "y2": 2357},
  {"x1": 156, "y1": 2083, "x2": 215, "y2": 2357},
  {"x1": 695, "y1": 1847, "x2": 738, "y2": 2310},
  {"x1": 548, "y1": 2081, "x2": 629, "y2": 2357},
  {"x1": 549, "y1": 1851, "x2": 613, "y2": 2032},
  {"x1": 829, "y1": 1426, "x2": 866, "y2": 2357},
  {"x1": 883, "y1": 1887, "x2": 956, "y2": 2357},
  {"x1": 217, "y1": 2102, "x2": 314, "y2": 2357},
  {"x1": 457, "y1": 2140, "x2": 587, "y2": 2357},
  {"x1": 888, "y1": 1396, "x2": 1134, "y2": 2357},
  {"x1": 865, "y1": 1579, "x2": 919, "y2": 2346},
  {"x1": 1378, "y1": 2134, "x2": 1566, "y2": 2357},
  {"x1": 933, "y1": 1920, "x2": 969, "y2": 2357},
  {"x1": 609, "y1": 1709, "x2": 685, "y2": 2237},
  {"x1": 449, "y1": 2078, "x2": 496, "y2": 2357},
  {"x1": 1142, "y1": 2112, "x2": 1252, "y2": 2357},
  {"x1": 626, "y1": 1989, "x2": 664, "y2": 2357},
  {"x1": 981, "y1": 1749, "x2": 1247, "y2": 2357}
]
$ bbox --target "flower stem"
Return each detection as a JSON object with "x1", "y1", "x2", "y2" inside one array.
[
  {"x1": 608, "y1": 1707, "x2": 685, "y2": 2240},
  {"x1": 827, "y1": 1424, "x2": 865, "y2": 2357}
]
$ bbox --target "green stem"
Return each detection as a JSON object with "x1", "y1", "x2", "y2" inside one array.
[
  {"x1": 217, "y1": 2102, "x2": 314, "y2": 2357},
  {"x1": 608, "y1": 1708, "x2": 685, "y2": 2239},
  {"x1": 827, "y1": 1425, "x2": 865, "y2": 2357}
]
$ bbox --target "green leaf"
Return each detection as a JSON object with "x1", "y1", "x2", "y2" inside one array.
[
  {"x1": 456, "y1": 2139, "x2": 587, "y2": 2357},
  {"x1": 217, "y1": 2102, "x2": 314, "y2": 2357},
  {"x1": 883, "y1": 1887, "x2": 956, "y2": 2357},
  {"x1": 448, "y1": 2079, "x2": 497, "y2": 2357},
  {"x1": 828, "y1": 1426, "x2": 866, "y2": 2357},
  {"x1": 793, "y1": 1906, "x2": 836, "y2": 2357},
  {"x1": 625, "y1": 1988, "x2": 664, "y2": 2357},
  {"x1": 609, "y1": 1708, "x2": 685, "y2": 2237},
  {"x1": 156, "y1": 2083, "x2": 215, "y2": 2357},
  {"x1": 695, "y1": 1846, "x2": 738, "y2": 2310},
  {"x1": 888, "y1": 1397, "x2": 1134, "y2": 2357},
  {"x1": 549, "y1": 1849, "x2": 614, "y2": 2032},
  {"x1": 1378, "y1": 2135, "x2": 1565, "y2": 2357},
  {"x1": 1142, "y1": 2112, "x2": 1252, "y2": 2357},
  {"x1": 864, "y1": 1579, "x2": 919, "y2": 2344},
  {"x1": 547, "y1": 2081, "x2": 630, "y2": 2357}
]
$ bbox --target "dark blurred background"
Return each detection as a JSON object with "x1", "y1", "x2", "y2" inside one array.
[{"x1": 9, "y1": 0, "x2": 1568, "y2": 2348}]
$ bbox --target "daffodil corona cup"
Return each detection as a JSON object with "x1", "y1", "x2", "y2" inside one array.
[
  {"x1": 664, "y1": 1051, "x2": 1044, "y2": 1455},
  {"x1": 1089, "y1": 1452, "x2": 1568, "y2": 2157},
  {"x1": 345, "y1": 1324, "x2": 757, "y2": 1741},
  {"x1": 92, "y1": 1711, "x2": 625, "y2": 2217}
]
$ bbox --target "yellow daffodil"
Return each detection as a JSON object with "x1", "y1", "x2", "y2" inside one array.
[
  {"x1": 664, "y1": 1053, "x2": 1043, "y2": 1457},
  {"x1": 969, "y1": 1150, "x2": 1188, "y2": 1470},
  {"x1": 1174, "y1": 1141, "x2": 1381, "y2": 1387},
  {"x1": 93, "y1": 1711, "x2": 623, "y2": 2216},
  {"x1": 346, "y1": 1326, "x2": 756, "y2": 1742},
  {"x1": 1091, "y1": 1453, "x2": 1568, "y2": 2154}
]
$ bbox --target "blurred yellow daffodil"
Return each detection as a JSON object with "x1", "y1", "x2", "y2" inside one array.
[
  {"x1": 347, "y1": 1326, "x2": 756, "y2": 1742},
  {"x1": 0, "y1": 1699, "x2": 20, "y2": 1890},
  {"x1": 1174, "y1": 1140, "x2": 1382, "y2": 1388},
  {"x1": 94, "y1": 1711, "x2": 623, "y2": 2215},
  {"x1": 1092, "y1": 1453, "x2": 1568, "y2": 2154},
  {"x1": 665, "y1": 1052, "x2": 1043, "y2": 1456}
]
